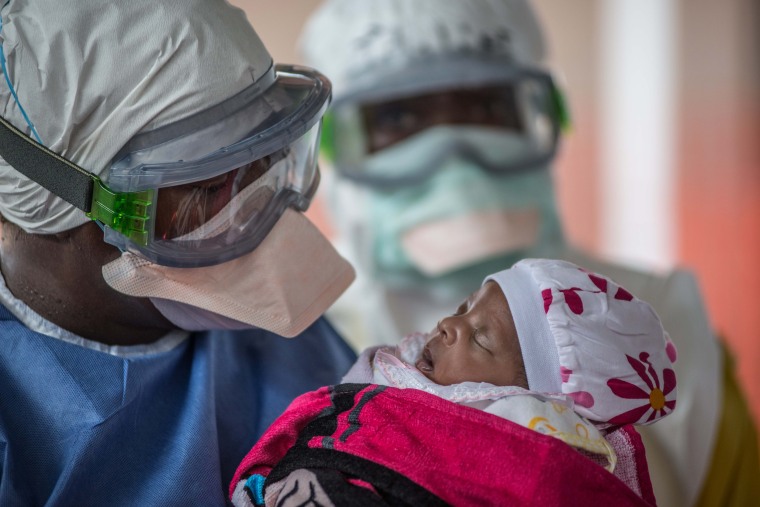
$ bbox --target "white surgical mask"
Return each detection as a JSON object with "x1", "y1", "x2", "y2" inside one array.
[
  {"x1": 102, "y1": 208, "x2": 355, "y2": 336},
  {"x1": 365, "y1": 128, "x2": 562, "y2": 282}
]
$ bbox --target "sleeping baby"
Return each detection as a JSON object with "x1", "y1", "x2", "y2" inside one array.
[{"x1": 231, "y1": 259, "x2": 677, "y2": 506}]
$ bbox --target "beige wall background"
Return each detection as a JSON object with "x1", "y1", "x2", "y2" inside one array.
[
  {"x1": 231, "y1": 0, "x2": 760, "y2": 425},
  {"x1": 230, "y1": 1, "x2": 322, "y2": 64}
]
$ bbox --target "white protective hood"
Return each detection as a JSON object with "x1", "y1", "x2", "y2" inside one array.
[
  {"x1": 0, "y1": 0, "x2": 272, "y2": 233},
  {"x1": 300, "y1": 0, "x2": 547, "y2": 104}
]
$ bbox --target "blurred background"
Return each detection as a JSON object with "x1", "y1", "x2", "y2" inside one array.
[{"x1": 231, "y1": 0, "x2": 760, "y2": 426}]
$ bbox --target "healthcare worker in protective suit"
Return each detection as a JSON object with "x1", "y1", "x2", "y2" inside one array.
[
  {"x1": 0, "y1": 1, "x2": 357, "y2": 505},
  {"x1": 301, "y1": 0, "x2": 759, "y2": 505}
]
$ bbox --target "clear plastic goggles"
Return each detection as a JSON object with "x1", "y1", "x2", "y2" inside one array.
[
  {"x1": 96, "y1": 64, "x2": 330, "y2": 267},
  {"x1": 325, "y1": 65, "x2": 563, "y2": 189}
]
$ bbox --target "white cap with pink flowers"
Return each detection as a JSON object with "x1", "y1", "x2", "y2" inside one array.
[{"x1": 485, "y1": 258, "x2": 678, "y2": 426}]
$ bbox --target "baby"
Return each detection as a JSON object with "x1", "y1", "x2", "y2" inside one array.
[{"x1": 231, "y1": 259, "x2": 677, "y2": 506}]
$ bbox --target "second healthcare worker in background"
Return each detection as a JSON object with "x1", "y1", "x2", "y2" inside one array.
[
  {"x1": 0, "y1": 0, "x2": 355, "y2": 505},
  {"x1": 300, "y1": 0, "x2": 759, "y2": 505}
]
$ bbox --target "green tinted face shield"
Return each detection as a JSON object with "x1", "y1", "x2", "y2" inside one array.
[{"x1": 0, "y1": 64, "x2": 332, "y2": 268}]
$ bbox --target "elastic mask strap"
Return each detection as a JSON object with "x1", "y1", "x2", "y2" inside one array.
[
  {"x1": 0, "y1": 116, "x2": 153, "y2": 245},
  {"x1": 0, "y1": 4, "x2": 42, "y2": 143}
]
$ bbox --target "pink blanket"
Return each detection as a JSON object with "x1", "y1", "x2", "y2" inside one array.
[{"x1": 231, "y1": 384, "x2": 656, "y2": 506}]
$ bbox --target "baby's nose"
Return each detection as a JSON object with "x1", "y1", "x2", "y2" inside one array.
[{"x1": 438, "y1": 317, "x2": 463, "y2": 346}]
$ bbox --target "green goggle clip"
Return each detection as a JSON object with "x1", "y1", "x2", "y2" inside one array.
[
  {"x1": 87, "y1": 179, "x2": 153, "y2": 246},
  {"x1": 551, "y1": 83, "x2": 572, "y2": 133}
]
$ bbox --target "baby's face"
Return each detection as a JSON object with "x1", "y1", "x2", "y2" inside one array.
[{"x1": 416, "y1": 281, "x2": 527, "y2": 388}]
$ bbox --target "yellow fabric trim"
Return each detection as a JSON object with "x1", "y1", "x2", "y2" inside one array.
[{"x1": 695, "y1": 341, "x2": 760, "y2": 507}]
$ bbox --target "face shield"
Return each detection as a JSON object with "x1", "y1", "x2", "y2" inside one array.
[
  {"x1": 0, "y1": 64, "x2": 331, "y2": 268},
  {"x1": 322, "y1": 58, "x2": 566, "y2": 189}
]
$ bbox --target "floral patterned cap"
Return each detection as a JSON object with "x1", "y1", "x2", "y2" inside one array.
[{"x1": 485, "y1": 258, "x2": 678, "y2": 426}]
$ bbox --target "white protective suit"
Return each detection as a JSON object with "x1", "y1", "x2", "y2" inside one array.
[{"x1": 299, "y1": 1, "x2": 751, "y2": 505}]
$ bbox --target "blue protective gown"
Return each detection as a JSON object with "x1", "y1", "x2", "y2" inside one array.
[{"x1": 0, "y1": 303, "x2": 357, "y2": 506}]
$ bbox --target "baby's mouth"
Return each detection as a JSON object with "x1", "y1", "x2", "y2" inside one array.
[{"x1": 416, "y1": 345, "x2": 434, "y2": 376}]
